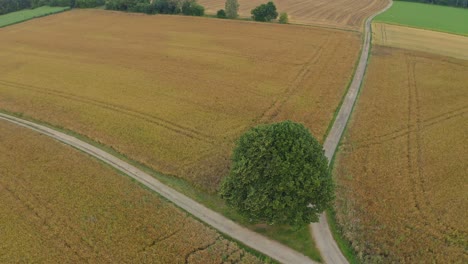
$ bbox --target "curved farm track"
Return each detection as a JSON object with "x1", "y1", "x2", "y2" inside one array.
[
  {"x1": 0, "y1": 2, "x2": 393, "y2": 263},
  {"x1": 310, "y1": 1, "x2": 393, "y2": 264}
]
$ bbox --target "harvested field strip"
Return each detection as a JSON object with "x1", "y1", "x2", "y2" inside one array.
[
  {"x1": 0, "y1": 9, "x2": 360, "y2": 192},
  {"x1": 198, "y1": 0, "x2": 389, "y2": 30},
  {"x1": 0, "y1": 119, "x2": 262, "y2": 263},
  {"x1": 0, "y1": 6, "x2": 69, "y2": 28},
  {"x1": 372, "y1": 23, "x2": 468, "y2": 61},
  {"x1": 333, "y1": 46, "x2": 468, "y2": 263}
]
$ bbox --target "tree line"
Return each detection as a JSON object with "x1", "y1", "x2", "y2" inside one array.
[
  {"x1": 105, "y1": 0, "x2": 204, "y2": 16},
  {"x1": 0, "y1": 0, "x2": 104, "y2": 15},
  {"x1": 396, "y1": 0, "x2": 468, "y2": 8}
]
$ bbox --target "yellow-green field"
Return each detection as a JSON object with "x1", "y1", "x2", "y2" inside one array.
[
  {"x1": 0, "y1": 9, "x2": 360, "y2": 192},
  {"x1": 0, "y1": 119, "x2": 262, "y2": 263},
  {"x1": 333, "y1": 46, "x2": 468, "y2": 262},
  {"x1": 372, "y1": 22, "x2": 468, "y2": 61}
]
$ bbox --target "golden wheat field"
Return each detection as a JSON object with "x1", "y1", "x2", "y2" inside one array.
[
  {"x1": 199, "y1": 0, "x2": 389, "y2": 30},
  {"x1": 0, "y1": 119, "x2": 262, "y2": 263},
  {"x1": 0, "y1": 9, "x2": 360, "y2": 192},
  {"x1": 372, "y1": 22, "x2": 468, "y2": 61},
  {"x1": 333, "y1": 46, "x2": 468, "y2": 263}
]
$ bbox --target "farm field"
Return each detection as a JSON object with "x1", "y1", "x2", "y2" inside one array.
[
  {"x1": 375, "y1": 1, "x2": 468, "y2": 35},
  {"x1": 333, "y1": 46, "x2": 468, "y2": 262},
  {"x1": 0, "y1": 120, "x2": 262, "y2": 263},
  {"x1": 0, "y1": 6, "x2": 69, "y2": 28},
  {"x1": 199, "y1": 0, "x2": 389, "y2": 30},
  {"x1": 372, "y1": 23, "x2": 468, "y2": 61},
  {"x1": 0, "y1": 9, "x2": 360, "y2": 193}
]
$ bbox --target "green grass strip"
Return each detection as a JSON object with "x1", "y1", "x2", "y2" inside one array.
[
  {"x1": 0, "y1": 6, "x2": 70, "y2": 28},
  {"x1": 375, "y1": 2, "x2": 468, "y2": 36}
]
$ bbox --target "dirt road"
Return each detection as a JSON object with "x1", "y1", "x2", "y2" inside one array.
[
  {"x1": 0, "y1": 113, "x2": 316, "y2": 264},
  {"x1": 310, "y1": 1, "x2": 393, "y2": 264}
]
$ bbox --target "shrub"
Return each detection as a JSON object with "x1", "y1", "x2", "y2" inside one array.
[
  {"x1": 251, "y1": 1, "x2": 277, "y2": 22},
  {"x1": 220, "y1": 121, "x2": 334, "y2": 227},
  {"x1": 224, "y1": 0, "x2": 238, "y2": 18},
  {"x1": 216, "y1": 8, "x2": 226, "y2": 18},
  {"x1": 181, "y1": 0, "x2": 204, "y2": 16},
  {"x1": 278, "y1": 12, "x2": 288, "y2": 24},
  {"x1": 75, "y1": 0, "x2": 105, "y2": 8}
]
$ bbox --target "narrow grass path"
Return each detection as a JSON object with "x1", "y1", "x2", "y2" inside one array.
[
  {"x1": 0, "y1": 113, "x2": 317, "y2": 264},
  {"x1": 310, "y1": 1, "x2": 394, "y2": 263}
]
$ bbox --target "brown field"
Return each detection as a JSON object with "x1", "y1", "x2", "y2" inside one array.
[
  {"x1": 199, "y1": 0, "x2": 389, "y2": 30},
  {"x1": 333, "y1": 46, "x2": 468, "y2": 263},
  {"x1": 0, "y1": 9, "x2": 360, "y2": 192},
  {"x1": 373, "y1": 22, "x2": 468, "y2": 60},
  {"x1": 0, "y1": 119, "x2": 262, "y2": 263}
]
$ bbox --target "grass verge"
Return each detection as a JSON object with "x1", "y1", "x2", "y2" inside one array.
[
  {"x1": 0, "y1": 109, "x2": 321, "y2": 262},
  {"x1": 0, "y1": 6, "x2": 70, "y2": 28}
]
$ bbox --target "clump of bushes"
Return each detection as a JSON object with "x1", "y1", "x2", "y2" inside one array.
[
  {"x1": 105, "y1": 0, "x2": 204, "y2": 16},
  {"x1": 251, "y1": 1, "x2": 277, "y2": 22},
  {"x1": 216, "y1": 8, "x2": 226, "y2": 18},
  {"x1": 278, "y1": 11, "x2": 288, "y2": 24},
  {"x1": 74, "y1": 0, "x2": 105, "y2": 8}
]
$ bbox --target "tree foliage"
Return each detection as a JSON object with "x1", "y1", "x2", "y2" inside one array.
[
  {"x1": 251, "y1": 1, "x2": 277, "y2": 22},
  {"x1": 224, "y1": 0, "x2": 238, "y2": 18},
  {"x1": 181, "y1": 0, "x2": 203, "y2": 16},
  {"x1": 396, "y1": 0, "x2": 467, "y2": 8},
  {"x1": 278, "y1": 11, "x2": 288, "y2": 24},
  {"x1": 74, "y1": 0, "x2": 104, "y2": 8},
  {"x1": 105, "y1": 0, "x2": 205, "y2": 15},
  {"x1": 220, "y1": 121, "x2": 334, "y2": 227},
  {"x1": 216, "y1": 8, "x2": 225, "y2": 18}
]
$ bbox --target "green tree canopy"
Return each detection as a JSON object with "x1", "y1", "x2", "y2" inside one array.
[
  {"x1": 251, "y1": 1, "x2": 278, "y2": 22},
  {"x1": 220, "y1": 121, "x2": 334, "y2": 227},
  {"x1": 224, "y1": 0, "x2": 238, "y2": 18}
]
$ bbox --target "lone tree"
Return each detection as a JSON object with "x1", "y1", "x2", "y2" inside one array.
[
  {"x1": 220, "y1": 121, "x2": 334, "y2": 227},
  {"x1": 225, "y1": 0, "x2": 239, "y2": 18},
  {"x1": 251, "y1": 1, "x2": 278, "y2": 22}
]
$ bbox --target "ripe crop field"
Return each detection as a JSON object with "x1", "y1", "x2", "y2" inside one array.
[
  {"x1": 0, "y1": 6, "x2": 69, "y2": 28},
  {"x1": 333, "y1": 46, "x2": 468, "y2": 262},
  {"x1": 199, "y1": 0, "x2": 389, "y2": 30},
  {"x1": 0, "y1": 119, "x2": 262, "y2": 263},
  {"x1": 375, "y1": 1, "x2": 468, "y2": 35},
  {"x1": 0, "y1": 9, "x2": 360, "y2": 192},
  {"x1": 372, "y1": 22, "x2": 468, "y2": 61}
]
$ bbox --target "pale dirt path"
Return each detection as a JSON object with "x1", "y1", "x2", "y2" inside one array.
[
  {"x1": 310, "y1": 1, "x2": 393, "y2": 264},
  {"x1": 1, "y1": 3, "x2": 393, "y2": 263},
  {"x1": 0, "y1": 113, "x2": 316, "y2": 264}
]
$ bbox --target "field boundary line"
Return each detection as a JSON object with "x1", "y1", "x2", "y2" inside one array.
[
  {"x1": 0, "y1": 112, "x2": 317, "y2": 264},
  {"x1": 310, "y1": 1, "x2": 393, "y2": 264}
]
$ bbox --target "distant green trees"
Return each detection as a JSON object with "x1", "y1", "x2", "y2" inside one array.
[
  {"x1": 105, "y1": 0, "x2": 205, "y2": 15},
  {"x1": 396, "y1": 0, "x2": 467, "y2": 8},
  {"x1": 278, "y1": 11, "x2": 287, "y2": 24},
  {"x1": 216, "y1": 8, "x2": 225, "y2": 18},
  {"x1": 0, "y1": 0, "x2": 106, "y2": 15},
  {"x1": 224, "y1": 0, "x2": 238, "y2": 18},
  {"x1": 0, "y1": 0, "x2": 31, "y2": 15},
  {"x1": 251, "y1": 1, "x2": 277, "y2": 22},
  {"x1": 74, "y1": 0, "x2": 104, "y2": 8}
]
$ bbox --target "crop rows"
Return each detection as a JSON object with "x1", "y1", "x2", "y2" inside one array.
[
  {"x1": 333, "y1": 46, "x2": 468, "y2": 263},
  {"x1": 0, "y1": 9, "x2": 360, "y2": 192},
  {"x1": 372, "y1": 23, "x2": 468, "y2": 61},
  {"x1": 0, "y1": 120, "x2": 262, "y2": 263},
  {"x1": 199, "y1": 0, "x2": 389, "y2": 30}
]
